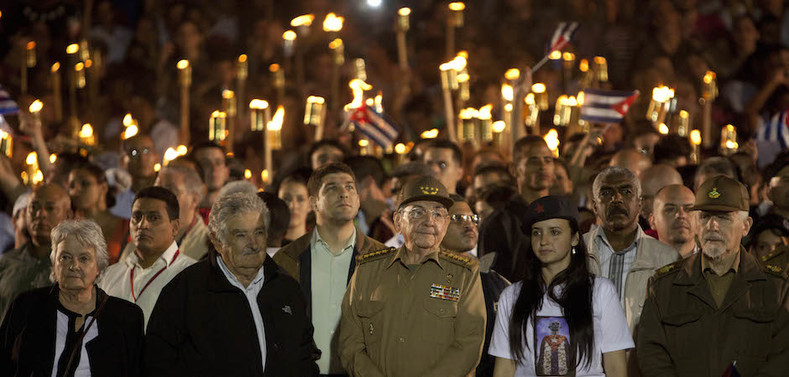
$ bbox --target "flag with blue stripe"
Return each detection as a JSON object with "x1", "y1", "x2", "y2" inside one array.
[
  {"x1": 548, "y1": 22, "x2": 579, "y2": 53},
  {"x1": 756, "y1": 110, "x2": 789, "y2": 149},
  {"x1": 0, "y1": 86, "x2": 18, "y2": 115},
  {"x1": 349, "y1": 105, "x2": 399, "y2": 148},
  {"x1": 580, "y1": 88, "x2": 639, "y2": 124}
]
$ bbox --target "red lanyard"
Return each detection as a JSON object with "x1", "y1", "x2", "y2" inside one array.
[{"x1": 130, "y1": 250, "x2": 180, "y2": 302}]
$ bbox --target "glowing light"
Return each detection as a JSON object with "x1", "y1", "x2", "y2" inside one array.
[
  {"x1": 268, "y1": 106, "x2": 285, "y2": 131},
  {"x1": 154, "y1": 163, "x2": 161, "y2": 172},
  {"x1": 525, "y1": 93, "x2": 536, "y2": 105},
  {"x1": 244, "y1": 169, "x2": 252, "y2": 179},
  {"x1": 478, "y1": 104, "x2": 493, "y2": 120},
  {"x1": 394, "y1": 143, "x2": 407, "y2": 154},
  {"x1": 66, "y1": 44, "x2": 79, "y2": 54},
  {"x1": 501, "y1": 84, "x2": 514, "y2": 102},
  {"x1": 459, "y1": 108, "x2": 478, "y2": 120},
  {"x1": 579, "y1": 59, "x2": 589, "y2": 72},
  {"x1": 26, "y1": 152, "x2": 37, "y2": 165},
  {"x1": 347, "y1": 79, "x2": 373, "y2": 109},
  {"x1": 249, "y1": 99, "x2": 269, "y2": 109},
  {"x1": 725, "y1": 140, "x2": 738, "y2": 149},
  {"x1": 703, "y1": 71, "x2": 716, "y2": 84},
  {"x1": 566, "y1": 96, "x2": 578, "y2": 107},
  {"x1": 32, "y1": 170, "x2": 43, "y2": 185},
  {"x1": 26, "y1": 41, "x2": 35, "y2": 51},
  {"x1": 358, "y1": 139, "x2": 369, "y2": 147},
  {"x1": 576, "y1": 91, "x2": 585, "y2": 105},
  {"x1": 544, "y1": 129, "x2": 560, "y2": 155},
  {"x1": 163, "y1": 147, "x2": 179, "y2": 162},
  {"x1": 451, "y1": 55, "x2": 467, "y2": 71},
  {"x1": 549, "y1": 50, "x2": 562, "y2": 60},
  {"x1": 398, "y1": 7, "x2": 411, "y2": 16},
  {"x1": 421, "y1": 129, "x2": 439, "y2": 139},
  {"x1": 679, "y1": 110, "x2": 689, "y2": 119},
  {"x1": 51, "y1": 62, "x2": 60, "y2": 72},
  {"x1": 177, "y1": 145, "x2": 188, "y2": 155},
  {"x1": 79, "y1": 124, "x2": 93, "y2": 138},
  {"x1": 238, "y1": 54, "x2": 247, "y2": 63},
  {"x1": 367, "y1": 0, "x2": 382, "y2": 7},
  {"x1": 261, "y1": 170, "x2": 270, "y2": 182},
  {"x1": 594, "y1": 56, "x2": 607, "y2": 65},
  {"x1": 283, "y1": 30, "x2": 297, "y2": 41},
  {"x1": 177, "y1": 60, "x2": 189, "y2": 70},
  {"x1": 290, "y1": 14, "x2": 315, "y2": 27},
  {"x1": 449, "y1": 2, "x2": 466, "y2": 11},
  {"x1": 690, "y1": 130, "x2": 702, "y2": 146},
  {"x1": 505, "y1": 68, "x2": 520, "y2": 81},
  {"x1": 28, "y1": 100, "x2": 43, "y2": 113},
  {"x1": 123, "y1": 113, "x2": 134, "y2": 127},
  {"x1": 123, "y1": 125, "x2": 139, "y2": 139},
  {"x1": 269, "y1": 64, "x2": 280, "y2": 72},
  {"x1": 532, "y1": 83, "x2": 546, "y2": 93},
  {"x1": 562, "y1": 52, "x2": 575, "y2": 61},
  {"x1": 49, "y1": 154, "x2": 57, "y2": 164},
  {"x1": 492, "y1": 121, "x2": 506, "y2": 133},
  {"x1": 658, "y1": 123, "x2": 669, "y2": 135},
  {"x1": 222, "y1": 90, "x2": 234, "y2": 99},
  {"x1": 323, "y1": 13, "x2": 344, "y2": 32},
  {"x1": 504, "y1": 103, "x2": 513, "y2": 111}
]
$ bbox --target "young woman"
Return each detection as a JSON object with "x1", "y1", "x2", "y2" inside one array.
[
  {"x1": 489, "y1": 196, "x2": 633, "y2": 377},
  {"x1": 278, "y1": 175, "x2": 311, "y2": 244}
]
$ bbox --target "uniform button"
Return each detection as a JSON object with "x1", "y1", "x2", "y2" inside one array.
[{"x1": 398, "y1": 337, "x2": 405, "y2": 343}]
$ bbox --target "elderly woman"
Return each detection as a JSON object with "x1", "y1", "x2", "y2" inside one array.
[{"x1": 0, "y1": 220, "x2": 144, "y2": 377}]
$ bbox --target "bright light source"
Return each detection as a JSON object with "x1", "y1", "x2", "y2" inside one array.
[{"x1": 367, "y1": 0, "x2": 382, "y2": 7}]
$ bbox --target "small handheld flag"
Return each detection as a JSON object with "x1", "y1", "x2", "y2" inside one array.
[
  {"x1": 548, "y1": 22, "x2": 579, "y2": 53},
  {"x1": 580, "y1": 88, "x2": 639, "y2": 124},
  {"x1": 349, "y1": 105, "x2": 399, "y2": 148}
]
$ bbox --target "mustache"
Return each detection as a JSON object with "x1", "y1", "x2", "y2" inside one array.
[{"x1": 606, "y1": 206, "x2": 629, "y2": 217}]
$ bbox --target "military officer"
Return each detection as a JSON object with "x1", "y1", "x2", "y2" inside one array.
[
  {"x1": 637, "y1": 176, "x2": 789, "y2": 377},
  {"x1": 339, "y1": 175, "x2": 486, "y2": 377}
]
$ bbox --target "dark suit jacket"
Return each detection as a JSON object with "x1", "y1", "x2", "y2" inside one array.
[
  {"x1": 478, "y1": 196, "x2": 531, "y2": 282},
  {"x1": 0, "y1": 285, "x2": 144, "y2": 377},
  {"x1": 273, "y1": 227, "x2": 384, "y2": 313},
  {"x1": 144, "y1": 254, "x2": 319, "y2": 377}
]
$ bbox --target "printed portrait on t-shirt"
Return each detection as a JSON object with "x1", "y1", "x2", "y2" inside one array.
[{"x1": 534, "y1": 316, "x2": 571, "y2": 376}]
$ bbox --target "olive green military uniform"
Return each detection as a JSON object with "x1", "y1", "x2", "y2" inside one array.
[
  {"x1": 339, "y1": 246, "x2": 486, "y2": 377},
  {"x1": 637, "y1": 176, "x2": 789, "y2": 377}
]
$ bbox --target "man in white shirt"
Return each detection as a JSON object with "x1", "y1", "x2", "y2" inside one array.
[
  {"x1": 144, "y1": 192, "x2": 318, "y2": 376},
  {"x1": 274, "y1": 163, "x2": 383, "y2": 375},
  {"x1": 584, "y1": 167, "x2": 678, "y2": 332},
  {"x1": 99, "y1": 187, "x2": 195, "y2": 327}
]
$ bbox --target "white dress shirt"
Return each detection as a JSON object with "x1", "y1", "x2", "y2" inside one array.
[
  {"x1": 98, "y1": 241, "x2": 195, "y2": 328},
  {"x1": 216, "y1": 256, "x2": 267, "y2": 372}
]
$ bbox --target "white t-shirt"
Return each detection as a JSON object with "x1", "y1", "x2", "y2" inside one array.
[{"x1": 488, "y1": 277, "x2": 633, "y2": 377}]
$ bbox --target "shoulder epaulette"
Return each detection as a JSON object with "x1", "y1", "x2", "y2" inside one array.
[
  {"x1": 438, "y1": 250, "x2": 476, "y2": 270},
  {"x1": 356, "y1": 247, "x2": 396, "y2": 264},
  {"x1": 654, "y1": 260, "x2": 682, "y2": 278},
  {"x1": 763, "y1": 263, "x2": 785, "y2": 277}
]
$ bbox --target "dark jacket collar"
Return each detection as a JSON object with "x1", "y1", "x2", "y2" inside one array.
[{"x1": 207, "y1": 252, "x2": 280, "y2": 293}]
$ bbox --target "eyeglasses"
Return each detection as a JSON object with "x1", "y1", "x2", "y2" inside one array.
[
  {"x1": 450, "y1": 214, "x2": 479, "y2": 225},
  {"x1": 400, "y1": 206, "x2": 449, "y2": 221},
  {"x1": 128, "y1": 148, "x2": 152, "y2": 158}
]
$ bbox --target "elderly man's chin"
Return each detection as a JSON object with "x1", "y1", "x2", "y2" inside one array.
[{"x1": 702, "y1": 244, "x2": 727, "y2": 260}]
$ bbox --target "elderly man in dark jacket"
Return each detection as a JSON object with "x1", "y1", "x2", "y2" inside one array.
[{"x1": 145, "y1": 192, "x2": 319, "y2": 377}]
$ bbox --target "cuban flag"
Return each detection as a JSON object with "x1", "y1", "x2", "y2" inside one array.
[
  {"x1": 548, "y1": 22, "x2": 579, "y2": 53},
  {"x1": 349, "y1": 105, "x2": 399, "y2": 148},
  {"x1": 756, "y1": 110, "x2": 789, "y2": 148},
  {"x1": 0, "y1": 86, "x2": 18, "y2": 115},
  {"x1": 580, "y1": 88, "x2": 639, "y2": 123}
]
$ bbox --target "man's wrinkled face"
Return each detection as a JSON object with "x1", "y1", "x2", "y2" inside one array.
[
  {"x1": 514, "y1": 144, "x2": 555, "y2": 192},
  {"x1": 696, "y1": 210, "x2": 751, "y2": 260},
  {"x1": 395, "y1": 200, "x2": 450, "y2": 251},
  {"x1": 424, "y1": 148, "x2": 463, "y2": 193},
  {"x1": 215, "y1": 211, "x2": 267, "y2": 278},
  {"x1": 155, "y1": 171, "x2": 198, "y2": 232},
  {"x1": 593, "y1": 174, "x2": 641, "y2": 232},
  {"x1": 441, "y1": 202, "x2": 478, "y2": 252},
  {"x1": 194, "y1": 147, "x2": 229, "y2": 192},
  {"x1": 27, "y1": 185, "x2": 72, "y2": 246}
]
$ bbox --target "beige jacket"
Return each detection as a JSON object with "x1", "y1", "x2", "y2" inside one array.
[{"x1": 584, "y1": 226, "x2": 679, "y2": 333}]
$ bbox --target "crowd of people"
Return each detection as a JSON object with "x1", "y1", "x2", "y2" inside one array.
[{"x1": 0, "y1": 0, "x2": 788, "y2": 376}]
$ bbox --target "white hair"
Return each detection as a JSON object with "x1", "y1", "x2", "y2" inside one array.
[
  {"x1": 216, "y1": 180, "x2": 259, "y2": 200},
  {"x1": 208, "y1": 192, "x2": 270, "y2": 244},
  {"x1": 50, "y1": 220, "x2": 109, "y2": 282}
]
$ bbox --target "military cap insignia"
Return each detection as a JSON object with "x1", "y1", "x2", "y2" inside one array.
[
  {"x1": 535, "y1": 203, "x2": 545, "y2": 213},
  {"x1": 430, "y1": 283, "x2": 460, "y2": 301},
  {"x1": 420, "y1": 186, "x2": 439, "y2": 195},
  {"x1": 708, "y1": 187, "x2": 720, "y2": 199},
  {"x1": 356, "y1": 247, "x2": 396, "y2": 264}
]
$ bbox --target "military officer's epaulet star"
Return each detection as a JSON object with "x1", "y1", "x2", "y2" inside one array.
[
  {"x1": 356, "y1": 247, "x2": 396, "y2": 264},
  {"x1": 438, "y1": 250, "x2": 476, "y2": 270},
  {"x1": 764, "y1": 264, "x2": 784, "y2": 277}
]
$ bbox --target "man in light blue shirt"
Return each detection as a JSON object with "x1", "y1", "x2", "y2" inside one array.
[{"x1": 274, "y1": 163, "x2": 384, "y2": 376}]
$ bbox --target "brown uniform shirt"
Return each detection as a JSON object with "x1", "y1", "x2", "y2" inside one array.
[
  {"x1": 339, "y1": 247, "x2": 486, "y2": 377},
  {"x1": 701, "y1": 252, "x2": 740, "y2": 308},
  {"x1": 637, "y1": 249, "x2": 789, "y2": 377}
]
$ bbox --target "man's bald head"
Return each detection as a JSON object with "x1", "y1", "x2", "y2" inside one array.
[
  {"x1": 610, "y1": 149, "x2": 652, "y2": 179},
  {"x1": 26, "y1": 183, "x2": 73, "y2": 246},
  {"x1": 640, "y1": 164, "x2": 683, "y2": 219},
  {"x1": 650, "y1": 184, "x2": 698, "y2": 256}
]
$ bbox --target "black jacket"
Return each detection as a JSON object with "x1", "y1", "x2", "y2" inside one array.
[
  {"x1": 0, "y1": 285, "x2": 144, "y2": 377},
  {"x1": 144, "y1": 254, "x2": 319, "y2": 377},
  {"x1": 478, "y1": 196, "x2": 531, "y2": 282}
]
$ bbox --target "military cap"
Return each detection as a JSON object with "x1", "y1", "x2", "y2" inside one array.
[
  {"x1": 396, "y1": 175, "x2": 454, "y2": 209},
  {"x1": 521, "y1": 195, "x2": 579, "y2": 233},
  {"x1": 691, "y1": 175, "x2": 749, "y2": 212}
]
